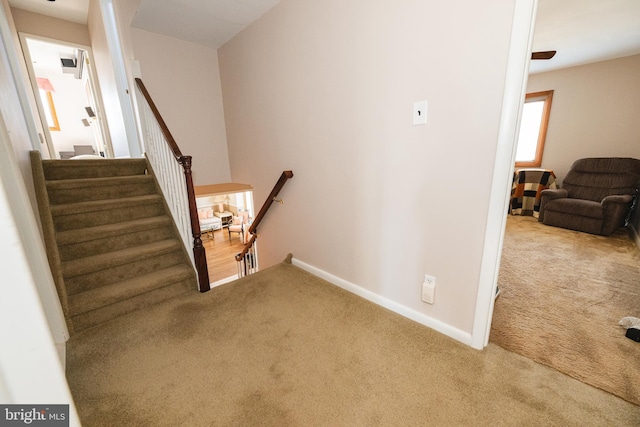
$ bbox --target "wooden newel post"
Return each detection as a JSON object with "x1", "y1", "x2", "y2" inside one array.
[{"x1": 180, "y1": 155, "x2": 210, "y2": 292}]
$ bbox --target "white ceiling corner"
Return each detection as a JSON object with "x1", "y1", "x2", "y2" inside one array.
[
  {"x1": 131, "y1": 0, "x2": 282, "y2": 50},
  {"x1": 530, "y1": 0, "x2": 640, "y2": 74},
  {"x1": 8, "y1": 0, "x2": 89, "y2": 25},
  {"x1": 6, "y1": 0, "x2": 640, "y2": 73}
]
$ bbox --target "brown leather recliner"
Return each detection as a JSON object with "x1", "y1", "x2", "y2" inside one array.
[{"x1": 539, "y1": 157, "x2": 640, "y2": 235}]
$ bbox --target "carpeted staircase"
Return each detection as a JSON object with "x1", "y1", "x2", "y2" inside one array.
[{"x1": 31, "y1": 151, "x2": 197, "y2": 333}]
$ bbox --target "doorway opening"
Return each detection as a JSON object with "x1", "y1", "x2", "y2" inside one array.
[
  {"x1": 19, "y1": 34, "x2": 113, "y2": 160},
  {"x1": 195, "y1": 186, "x2": 256, "y2": 287}
]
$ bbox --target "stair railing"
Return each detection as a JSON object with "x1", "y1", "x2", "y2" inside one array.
[
  {"x1": 134, "y1": 78, "x2": 209, "y2": 292},
  {"x1": 236, "y1": 171, "x2": 293, "y2": 277}
]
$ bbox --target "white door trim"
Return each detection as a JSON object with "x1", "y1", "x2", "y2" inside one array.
[
  {"x1": 99, "y1": 0, "x2": 142, "y2": 158},
  {"x1": 18, "y1": 33, "x2": 115, "y2": 159},
  {"x1": 471, "y1": 0, "x2": 538, "y2": 349},
  {"x1": 0, "y1": 1, "x2": 41, "y2": 153}
]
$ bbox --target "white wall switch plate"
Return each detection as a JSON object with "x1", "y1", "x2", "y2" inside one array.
[{"x1": 413, "y1": 100, "x2": 428, "y2": 126}]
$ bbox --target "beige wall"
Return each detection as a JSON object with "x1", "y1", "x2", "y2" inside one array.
[
  {"x1": 10, "y1": 7, "x2": 91, "y2": 46},
  {"x1": 528, "y1": 54, "x2": 640, "y2": 184},
  {"x1": 130, "y1": 28, "x2": 231, "y2": 185},
  {"x1": 219, "y1": 0, "x2": 517, "y2": 335}
]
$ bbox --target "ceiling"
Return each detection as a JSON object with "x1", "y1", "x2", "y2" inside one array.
[
  {"x1": 529, "y1": 0, "x2": 640, "y2": 73},
  {"x1": 7, "y1": 0, "x2": 640, "y2": 74},
  {"x1": 25, "y1": 37, "x2": 78, "y2": 72},
  {"x1": 8, "y1": 0, "x2": 88, "y2": 24},
  {"x1": 131, "y1": 0, "x2": 282, "y2": 50}
]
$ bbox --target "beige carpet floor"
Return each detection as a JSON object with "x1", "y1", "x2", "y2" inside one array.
[
  {"x1": 491, "y1": 215, "x2": 640, "y2": 406},
  {"x1": 67, "y1": 257, "x2": 640, "y2": 426}
]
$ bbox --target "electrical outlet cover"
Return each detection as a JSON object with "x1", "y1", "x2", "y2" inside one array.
[{"x1": 422, "y1": 281, "x2": 435, "y2": 304}]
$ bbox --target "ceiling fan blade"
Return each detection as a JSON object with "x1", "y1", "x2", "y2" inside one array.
[{"x1": 531, "y1": 50, "x2": 557, "y2": 60}]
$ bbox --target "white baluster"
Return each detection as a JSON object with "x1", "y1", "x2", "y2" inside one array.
[{"x1": 135, "y1": 85, "x2": 196, "y2": 267}]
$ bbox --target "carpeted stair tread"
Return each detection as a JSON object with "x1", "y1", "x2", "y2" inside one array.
[
  {"x1": 65, "y1": 251, "x2": 186, "y2": 296},
  {"x1": 45, "y1": 174, "x2": 154, "y2": 190},
  {"x1": 57, "y1": 223, "x2": 176, "y2": 262},
  {"x1": 56, "y1": 216, "x2": 172, "y2": 245},
  {"x1": 70, "y1": 279, "x2": 193, "y2": 332},
  {"x1": 50, "y1": 194, "x2": 162, "y2": 216},
  {"x1": 42, "y1": 158, "x2": 148, "y2": 180},
  {"x1": 62, "y1": 238, "x2": 182, "y2": 279},
  {"x1": 31, "y1": 152, "x2": 198, "y2": 334},
  {"x1": 45, "y1": 175, "x2": 156, "y2": 205},
  {"x1": 68, "y1": 265, "x2": 194, "y2": 316}
]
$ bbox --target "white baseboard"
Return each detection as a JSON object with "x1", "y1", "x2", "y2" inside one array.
[
  {"x1": 55, "y1": 342, "x2": 65, "y2": 369},
  {"x1": 210, "y1": 274, "x2": 239, "y2": 289},
  {"x1": 291, "y1": 257, "x2": 474, "y2": 348}
]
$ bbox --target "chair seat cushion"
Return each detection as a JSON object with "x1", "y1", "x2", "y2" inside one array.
[{"x1": 544, "y1": 198, "x2": 604, "y2": 219}]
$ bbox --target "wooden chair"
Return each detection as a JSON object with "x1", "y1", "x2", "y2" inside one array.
[{"x1": 228, "y1": 211, "x2": 249, "y2": 242}]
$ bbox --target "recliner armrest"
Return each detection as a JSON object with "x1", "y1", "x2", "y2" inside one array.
[
  {"x1": 538, "y1": 188, "x2": 568, "y2": 222},
  {"x1": 601, "y1": 194, "x2": 632, "y2": 206},
  {"x1": 540, "y1": 188, "x2": 568, "y2": 200},
  {"x1": 601, "y1": 194, "x2": 634, "y2": 235}
]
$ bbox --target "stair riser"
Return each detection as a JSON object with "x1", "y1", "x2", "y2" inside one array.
[
  {"x1": 33, "y1": 154, "x2": 198, "y2": 334},
  {"x1": 53, "y1": 203, "x2": 165, "y2": 231},
  {"x1": 42, "y1": 161, "x2": 148, "y2": 180},
  {"x1": 58, "y1": 226, "x2": 176, "y2": 262},
  {"x1": 68, "y1": 267, "x2": 195, "y2": 315},
  {"x1": 70, "y1": 279, "x2": 192, "y2": 331},
  {"x1": 47, "y1": 181, "x2": 156, "y2": 205},
  {"x1": 65, "y1": 250, "x2": 186, "y2": 295}
]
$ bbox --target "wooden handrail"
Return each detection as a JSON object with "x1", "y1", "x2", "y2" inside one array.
[
  {"x1": 235, "y1": 170, "x2": 293, "y2": 262},
  {"x1": 236, "y1": 234, "x2": 258, "y2": 262},
  {"x1": 249, "y1": 170, "x2": 294, "y2": 235},
  {"x1": 134, "y1": 78, "x2": 209, "y2": 292}
]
